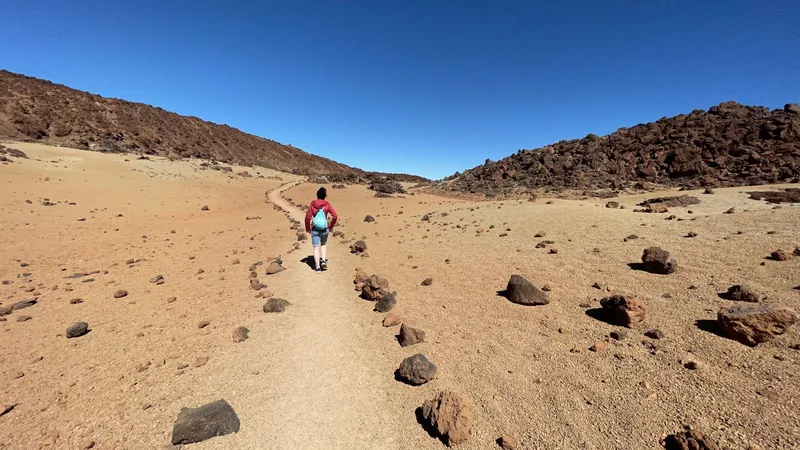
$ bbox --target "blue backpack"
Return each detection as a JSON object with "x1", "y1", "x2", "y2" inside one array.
[{"x1": 312, "y1": 207, "x2": 328, "y2": 230}]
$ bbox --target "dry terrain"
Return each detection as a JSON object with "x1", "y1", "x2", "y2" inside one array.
[{"x1": 1, "y1": 141, "x2": 799, "y2": 449}]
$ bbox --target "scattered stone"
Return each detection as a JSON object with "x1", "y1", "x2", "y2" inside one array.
[
  {"x1": 201, "y1": 205, "x2": 209, "y2": 211},
  {"x1": 645, "y1": 329, "x2": 665, "y2": 339},
  {"x1": 534, "y1": 231, "x2": 546, "y2": 237},
  {"x1": 16, "y1": 315, "x2": 31, "y2": 322},
  {"x1": 150, "y1": 275, "x2": 165, "y2": 284},
  {"x1": 610, "y1": 330, "x2": 627, "y2": 340},
  {"x1": 1, "y1": 403, "x2": 18, "y2": 417},
  {"x1": 69, "y1": 298, "x2": 83, "y2": 304},
  {"x1": 623, "y1": 234, "x2": 639, "y2": 242},
  {"x1": 232, "y1": 326, "x2": 249, "y2": 343},
  {"x1": 66, "y1": 322, "x2": 89, "y2": 338},
  {"x1": 599, "y1": 294, "x2": 646, "y2": 327},
  {"x1": 250, "y1": 279, "x2": 266, "y2": 290},
  {"x1": 717, "y1": 304, "x2": 797, "y2": 346},
  {"x1": 263, "y1": 298, "x2": 290, "y2": 313},
  {"x1": 0, "y1": 306, "x2": 12, "y2": 316},
  {"x1": 265, "y1": 261, "x2": 285, "y2": 275},
  {"x1": 503, "y1": 275, "x2": 549, "y2": 306},
  {"x1": 361, "y1": 274, "x2": 390, "y2": 301},
  {"x1": 364, "y1": 215, "x2": 375, "y2": 222},
  {"x1": 421, "y1": 391, "x2": 474, "y2": 446},
  {"x1": 498, "y1": 435, "x2": 518, "y2": 450},
  {"x1": 770, "y1": 249, "x2": 792, "y2": 261},
  {"x1": 350, "y1": 240, "x2": 368, "y2": 254},
  {"x1": 422, "y1": 214, "x2": 430, "y2": 221},
  {"x1": 640, "y1": 195, "x2": 700, "y2": 209},
  {"x1": 171, "y1": 399, "x2": 240, "y2": 445},
  {"x1": 383, "y1": 313, "x2": 403, "y2": 327},
  {"x1": 605, "y1": 201, "x2": 619, "y2": 208},
  {"x1": 11, "y1": 299, "x2": 36, "y2": 310},
  {"x1": 641, "y1": 247, "x2": 677, "y2": 274},
  {"x1": 297, "y1": 232, "x2": 307, "y2": 241},
  {"x1": 399, "y1": 323, "x2": 426, "y2": 347},
  {"x1": 375, "y1": 291, "x2": 397, "y2": 312},
  {"x1": 722, "y1": 284, "x2": 763, "y2": 303},
  {"x1": 167, "y1": 296, "x2": 177, "y2": 303},
  {"x1": 663, "y1": 428, "x2": 720, "y2": 450},
  {"x1": 686, "y1": 231, "x2": 698, "y2": 238},
  {"x1": 421, "y1": 278, "x2": 433, "y2": 286},
  {"x1": 684, "y1": 360, "x2": 699, "y2": 370},
  {"x1": 398, "y1": 354, "x2": 437, "y2": 385},
  {"x1": 589, "y1": 341, "x2": 607, "y2": 352},
  {"x1": 198, "y1": 320, "x2": 210, "y2": 329},
  {"x1": 114, "y1": 289, "x2": 128, "y2": 298}
]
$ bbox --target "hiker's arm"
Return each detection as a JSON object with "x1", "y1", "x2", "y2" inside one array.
[
  {"x1": 304, "y1": 206, "x2": 313, "y2": 233},
  {"x1": 327, "y1": 205, "x2": 338, "y2": 229}
]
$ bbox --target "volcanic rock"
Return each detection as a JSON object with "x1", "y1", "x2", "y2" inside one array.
[
  {"x1": 374, "y1": 291, "x2": 397, "y2": 313},
  {"x1": 399, "y1": 323, "x2": 426, "y2": 347},
  {"x1": 722, "y1": 284, "x2": 763, "y2": 303},
  {"x1": 439, "y1": 101, "x2": 800, "y2": 195},
  {"x1": 11, "y1": 299, "x2": 36, "y2": 310},
  {"x1": 350, "y1": 240, "x2": 368, "y2": 254},
  {"x1": 641, "y1": 247, "x2": 677, "y2": 274},
  {"x1": 383, "y1": 313, "x2": 403, "y2": 327},
  {"x1": 599, "y1": 294, "x2": 646, "y2": 327},
  {"x1": 717, "y1": 304, "x2": 797, "y2": 346},
  {"x1": 265, "y1": 261, "x2": 285, "y2": 275},
  {"x1": 421, "y1": 391, "x2": 474, "y2": 446},
  {"x1": 171, "y1": 400, "x2": 240, "y2": 445},
  {"x1": 503, "y1": 275, "x2": 549, "y2": 306},
  {"x1": 770, "y1": 249, "x2": 792, "y2": 261},
  {"x1": 66, "y1": 322, "x2": 89, "y2": 338},
  {"x1": 398, "y1": 354, "x2": 437, "y2": 385},
  {"x1": 360, "y1": 274, "x2": 390, "y2": 301},
  {"x1": 263, "y1": 298, "x2": 290, "y2": 313}
]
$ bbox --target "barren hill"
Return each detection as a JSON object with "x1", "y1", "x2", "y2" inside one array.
[
  {"x1": 0, "y1": 70, "x2": 359, "y2": 175},
  {"x1": 440, "y1": 101, "x2": 800, "y2": 196}
]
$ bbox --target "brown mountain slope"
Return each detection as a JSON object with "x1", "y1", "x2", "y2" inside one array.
[
  {"x1": 439, "y1": 101, "x2": 800, "y2": 196},
  {"x1": 0, "y1": 70, "x2": 359, "y2": 175}
]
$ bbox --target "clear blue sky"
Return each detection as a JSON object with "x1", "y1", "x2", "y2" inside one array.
[{"x1": 2, "y1": 1, "x2": 798, "y2": 179}]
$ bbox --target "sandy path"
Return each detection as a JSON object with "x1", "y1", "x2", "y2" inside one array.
[{"x1": 237, "y1": 184, "x2": 399, "y2": 449}]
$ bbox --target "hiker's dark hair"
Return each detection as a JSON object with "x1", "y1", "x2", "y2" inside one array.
[{"x1": 316, "y1": 187, "x2": 327, "y2": 200}]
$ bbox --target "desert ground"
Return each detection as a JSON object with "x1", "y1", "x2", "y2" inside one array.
[{"x1": 1, "y1": 142, "x2": 799, "y2": 450}]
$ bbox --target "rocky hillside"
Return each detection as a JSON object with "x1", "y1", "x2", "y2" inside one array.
[
  {"x1": 440, "y1": 102, "x2": 800, "y2": 195},
  {"x1": 0, "y1": 70, "x2": 359, "y2": 175}
]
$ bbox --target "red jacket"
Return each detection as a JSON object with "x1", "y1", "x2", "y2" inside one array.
[{"x1": 305, "y1": 199, "x2": 337, "y2": 232}]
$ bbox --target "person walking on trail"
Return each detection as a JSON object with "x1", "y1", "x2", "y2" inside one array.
[{"x1": 305, "y1": 187, "x2": 338, "y2": 273}]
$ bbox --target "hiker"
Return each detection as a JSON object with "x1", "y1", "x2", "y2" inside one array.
[{"x1": 304, "y1": 187, "x2": 338, "y2": 273}]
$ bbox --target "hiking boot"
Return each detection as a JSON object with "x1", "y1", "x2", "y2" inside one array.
[
  {"x1": 315, "y1": 267, "x2": 322, "y2": 274},
  {"x1": 320, "y1": 259, "x2": 328, "y2": 270}
]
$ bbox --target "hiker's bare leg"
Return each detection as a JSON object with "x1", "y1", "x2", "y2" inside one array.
[
  {"x1": 313, "y1": 246, "x2": 321, "y2": 269},
  {"x1": 321, "y1": 244, "x2": 327, "y2": 261}
]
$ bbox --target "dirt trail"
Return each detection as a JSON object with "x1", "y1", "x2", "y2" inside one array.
[{"x1": 237, "y1": 184, "x2": 400, "y2": 449}]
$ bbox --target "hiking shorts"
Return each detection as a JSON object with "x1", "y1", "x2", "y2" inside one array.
[{"x1": 311, "y1": 228, "x2": 329, "y2": 247}]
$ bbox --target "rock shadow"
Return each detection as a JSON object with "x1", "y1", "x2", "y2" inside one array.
[
  {"x1": 694, "y1": 319, "x2": 737, "y2": 343},
  {"x1": 414, "y1": 406, "x2": 446, "y2": 445},
  {"x1": 627, "y1": 262, "x2": 650, "y2": 272},
  {"x1": 585, "y1": 308, "x2": 619, "y2": 327}
]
